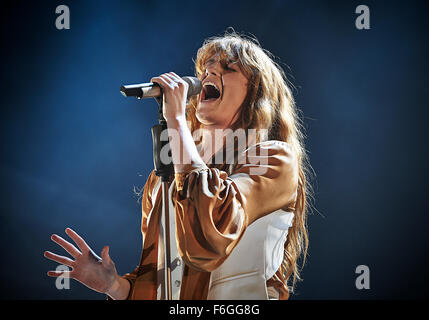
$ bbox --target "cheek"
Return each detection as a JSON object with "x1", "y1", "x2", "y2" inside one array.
[
  {"x1": 225, "y1": 77, "x2": 247, "y2": 97},
  {"x1": 229, "y1": 83, "x2": 248, "y2": 106}
]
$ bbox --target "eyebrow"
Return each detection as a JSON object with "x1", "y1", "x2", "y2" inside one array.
[
  {"x1": 207, "y1": 57, "x2": 217, "y2": 63},
  {"x1": 203, "y1": 58, "x2": 237, "y2": 71},
  {"x1": 203, "y1": 57, "x2": 218, "y2": 68}
]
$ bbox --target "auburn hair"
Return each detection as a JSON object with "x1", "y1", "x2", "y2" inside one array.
[{"x1": 186, "y1": 30, "x2": 312, "y2": 295}]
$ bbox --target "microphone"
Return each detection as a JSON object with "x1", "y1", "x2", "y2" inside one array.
[{"x1": 120, "y1": 76, "x2": 202, "y2": 99}]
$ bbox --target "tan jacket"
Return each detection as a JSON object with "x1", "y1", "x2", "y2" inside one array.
[{"x1": 121, "y1": 140, "x2": 298, "y2": 300}]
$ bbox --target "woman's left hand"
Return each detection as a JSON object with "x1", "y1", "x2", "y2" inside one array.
[{"x1": 151, "y1": 72, "x2": 189, "y2": 123}]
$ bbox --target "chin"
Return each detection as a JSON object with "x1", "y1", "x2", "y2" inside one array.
[
  {"x1": 195, "y1": 111, "x2": 212, "y2": 125},
  {"x1": 195, "y1": 108, "x2": 219, "y2": 126}
]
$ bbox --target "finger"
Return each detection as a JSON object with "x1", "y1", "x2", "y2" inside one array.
[
  {"x1": 47, "y1": 270, "x2": 72, "y2": 278},
  {"x1": 65, "y1": 228, "x2": 90, "y2": 253},
  {"x1": 163, "y1": 73, "x2": 179, "y2": 83},
  {"x1": 51, "y1": 234, "x2": 81, "y2": 258},
  {"x1": 44, "y1": 251, "x2": 74, "y2": 267},
  {"x1": 162, "y1": 73, "x2": 186, "y2": 89},
  {"x1": 159, "y1": 74, "x2": 179, "y2": 88},
  {"x1": 151, "y1": 76, "x2": 173, "y2": 90},
  {"x1": 101, "y1": 245, "x2": 109, "y2": 260},
  {"x1": 101, "y1": 246, "x2": 111, "y2": 267},
  {"x1": 167, "y1": 72, "x2": 183, "y2": 83},
  {"x1": 167, "y1": 73, "x2": 188, "y2": 90}
]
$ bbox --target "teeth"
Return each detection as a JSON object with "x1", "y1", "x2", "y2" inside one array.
[{"x1": 203, "y1": 81, "x2": 220, "y2": 92}]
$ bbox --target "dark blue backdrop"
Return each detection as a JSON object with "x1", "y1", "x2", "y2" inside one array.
[{"x1": 1, "y1": 0, "x2": 428, "y2": 299}]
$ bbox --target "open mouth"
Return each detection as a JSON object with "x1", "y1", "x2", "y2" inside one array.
[{"x1": 201, "y1": 82, "x2": 221, "y2": 102}]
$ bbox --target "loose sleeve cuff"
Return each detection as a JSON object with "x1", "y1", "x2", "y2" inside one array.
[{"x1": 174, "y1": 164, "x2": 209, "y2": 192}]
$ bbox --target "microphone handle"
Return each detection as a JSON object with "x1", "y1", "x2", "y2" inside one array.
[{"x1": 120, "y1": 83, "x2": 161, "y2": 99}]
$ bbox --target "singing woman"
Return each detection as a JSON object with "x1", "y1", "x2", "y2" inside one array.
[{"x1": 44, "y1": 31, "x2": 311, "y2": 300}]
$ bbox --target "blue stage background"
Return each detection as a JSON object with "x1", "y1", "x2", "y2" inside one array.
[{"x1": 1, "y1": 0, "x2": 428, "y2": 299}]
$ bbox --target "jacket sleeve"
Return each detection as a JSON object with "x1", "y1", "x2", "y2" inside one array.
[{"x1": 173, "y1": 140, "x2": 298, "y2": 272}]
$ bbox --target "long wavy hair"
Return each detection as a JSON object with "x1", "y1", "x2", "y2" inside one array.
[{"x1": 186, "y1": 31, "x2": 312, "y2": 295}]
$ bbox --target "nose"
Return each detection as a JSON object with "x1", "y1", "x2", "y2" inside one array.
[{"x1": 205, "y1": 61, "x2": 221, "y2": 78}]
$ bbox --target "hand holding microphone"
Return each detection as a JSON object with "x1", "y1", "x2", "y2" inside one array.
[
  {"x1": 150, "y1": 72, "x2": 194, "y2": 123},
  {"x1": 121, "y1": 73, "x2": 201, "y2": 123},
  {"x1": 120, "y1": 74, "x2": 201, "y2": 100}
]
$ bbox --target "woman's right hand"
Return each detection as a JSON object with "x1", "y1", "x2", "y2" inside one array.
[{"x1": 44, "y1": 228, "x2": 119, "y2": 294}]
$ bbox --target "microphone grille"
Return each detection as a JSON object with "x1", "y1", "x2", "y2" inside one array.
[{"x1": 182, "y1": 76, "x2": 202, "y2": 99}]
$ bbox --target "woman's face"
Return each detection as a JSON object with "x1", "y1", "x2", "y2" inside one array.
[{"x1": 196, "y1": 55, "x2": 249, "y2": 128}]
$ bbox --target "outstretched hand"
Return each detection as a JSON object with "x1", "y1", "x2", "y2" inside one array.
[{"x1": 44, "y1": 228, "x2": 118, "y2": 294}]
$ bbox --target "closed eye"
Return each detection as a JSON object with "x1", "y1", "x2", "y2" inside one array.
[{"x1": 225, "y1": 65, "x2": 236, "y2": 72}]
